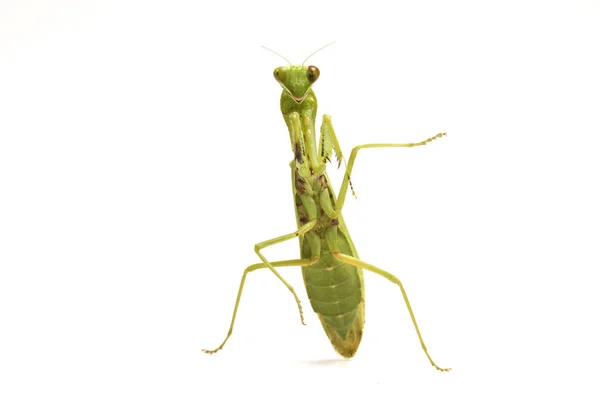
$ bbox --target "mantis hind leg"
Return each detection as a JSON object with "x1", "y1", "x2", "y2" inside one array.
[
  {"x1": 331, "y1": 252, "x2": 451, "y2": 372},
  {"x1": 202, "y1": 258, "x2": 317, "y2": 354}
]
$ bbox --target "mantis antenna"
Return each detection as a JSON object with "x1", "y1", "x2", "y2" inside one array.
[
  {"x1": 302, "y1": 41, "x2": 336, "y2": 66},
  {"x1": 261, "y1": 45, "x2": 292, "y2": 65}
]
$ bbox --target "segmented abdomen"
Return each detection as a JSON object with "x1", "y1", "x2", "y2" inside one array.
[
  {"x1": 301, "y1": 232, "x2": 365, "y2": 357},
  {"x1": 304, "y1": 253, "x2": 361, "y2": 330}
]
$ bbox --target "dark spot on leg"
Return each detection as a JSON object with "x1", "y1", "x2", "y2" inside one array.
[
  {"x1": 294, "y1": 143, "x2": 303, "y2": 164},
  {"x1": 319, "y1": 175, "x2": 327, "y2": 188}
]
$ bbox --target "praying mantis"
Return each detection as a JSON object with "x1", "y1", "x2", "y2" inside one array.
[{"x1": 202, "y1": 46, "x2": 450, "y2": 372}]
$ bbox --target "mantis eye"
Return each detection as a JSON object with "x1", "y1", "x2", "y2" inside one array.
[
  {"x1": 307, "y1": 66, "x2": 320, "y2": 83},
  {"x1": 274, "y1": 67, "x2": 287, "y2": 83}
]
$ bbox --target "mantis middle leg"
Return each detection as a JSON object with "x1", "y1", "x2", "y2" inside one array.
[
  {"x1": 202, "y1": 258, "x2": 317, "y2": 354},
  {"x1": 319, "y1": 114, "x2": 446, "y2": 212},
  {"x1": 253, "y1": 220, "x2": 318, "y2": 326}
]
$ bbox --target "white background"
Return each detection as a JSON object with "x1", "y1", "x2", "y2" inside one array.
[{"x1": 1, "y1": 0, "x2": 600, "y2": 399}]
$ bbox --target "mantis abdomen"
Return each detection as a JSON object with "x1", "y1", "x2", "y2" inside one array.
[{"x1": 301, "y1": 232, "x2": 365, "y2": 358}]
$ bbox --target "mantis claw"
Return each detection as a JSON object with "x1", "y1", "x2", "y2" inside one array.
[
  {"x1": 202, "y1": 346, "x2": 223, "y2": 355},
  {"x1": 298, "y1": 299, "x2": 307, "y2": 326}
]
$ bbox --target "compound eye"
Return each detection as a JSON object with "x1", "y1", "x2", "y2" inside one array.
[
  {"x1": 307, "y1": 66, "x2": 320, "y2": 83},
  {"x1": 274, "y1": 67, "x2": 287, "y2": 83}
]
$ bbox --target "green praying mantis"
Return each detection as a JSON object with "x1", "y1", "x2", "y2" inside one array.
[{"x1": 202, "y1": 45, "x2": 450, "y2": 372}]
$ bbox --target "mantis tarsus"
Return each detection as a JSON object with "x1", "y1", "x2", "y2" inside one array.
[{"x1": 203, "y1": 48, "x2": 450, "y2": 372}]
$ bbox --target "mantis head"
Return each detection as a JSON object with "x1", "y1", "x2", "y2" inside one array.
[{"x1": 273, "y1": 65, "x2": 320, "y2": 104}]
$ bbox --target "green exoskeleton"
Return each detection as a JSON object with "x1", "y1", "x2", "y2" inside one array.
[{"x1": 203, "y1": 53, "x2": 449, "y2": 372}]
